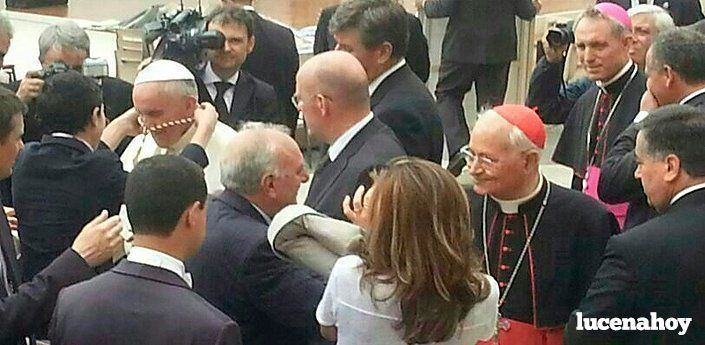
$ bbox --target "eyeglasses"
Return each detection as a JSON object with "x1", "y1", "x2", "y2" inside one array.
[
  {"x1": 291, "y1": 93, "x2": 331, "y2": 108},
  {"x1": 459, "y1": 145, "x2": 497, "y2": 167}
]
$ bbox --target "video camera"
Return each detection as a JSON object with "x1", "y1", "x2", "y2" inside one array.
[
  {"x1": 144, "y1": 7, "x2": 225, "y2": 70},
  {"x1": 31, "y1": 57, "x2": 110, "y2": 80},
  {"x1": 546, "y1": 21, "x2": 575, "y2": 49}
]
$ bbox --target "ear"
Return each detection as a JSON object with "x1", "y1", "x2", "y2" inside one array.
[
  {"x1": 663, "y1": 65, "x2": 678, "y2": 88},
  {"x1": 621, "y1": 32, "x2": 633, "y2": 49},
  {"x1": 261, "y1": 173, "x2": 277, "y2": 198},
  {"x1": 523, "y1": 150, "x2": 541, "y2": 172},
  {"x1": 663, "y1": 154, "x2": 681, "y2": 183},
  {"x1": 376, "y1": 42, "x2": 394, "y2": 65},
  {"x1": 247, "y1": 35, "x2": 255, "y2": 54},
  {"x1": 90, "y1": 105, "x2": 106, "y2": 128},
  {"x1": 185, "y1": 96, "x2": 199, "y2": 116},
  {"x1": 181, "y1": 201, "x2": 199, "y2": 228}
]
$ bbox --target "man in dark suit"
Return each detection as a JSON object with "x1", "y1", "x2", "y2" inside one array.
[
  {"x1": 599, "y1": 28, "x2": 705, "y2": 229},
  {"x1": 199, "y1": 6, "x2": 279, "y2": 129},
  {"x1": 329, "y1": 0, "x2": 444, "y2": 164},
  {"x1": 221, "y1": 0, "x2": 300, "y2": 134},
  {"x1": 0, "y1": 87, "x2": 123, "y2": 345},
  {"x1": 418, "y1": 0, "x2": 540, "y2": 157},
  {"x1": 0, "y1": 21, "x2": 135, "y2": 206},
  {"x1": 188, "y1": 124, "x2": 329, "y2": 345},
  {"x1": 314, "y1": 3, "x2": 431, "y2": 83},
  {"x1": 298, "y1": 51, "x2": 405, "y2": 220},
  {"x1": 50, "y1": 155, "x2": 243, "y2": 345},
  {"x1": 12, "y1": 70, "x2": 214, "y2": 282},
  {"x1": 564, "y1": 104, "x2": 705, "y2": 344},
  {"x1": 597, "y1": 0, "x2": 704, "y2": 26}
]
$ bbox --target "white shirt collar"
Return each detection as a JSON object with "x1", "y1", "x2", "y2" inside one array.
[
  {"x1": 127, "y1": 246, "x2": 192, "y2": 288},
  {"x1": 250, "y1": 202, "x2": 272, "y2": 225},
  {"x1": 242, "y1": 5, "x2": 255, "y2": 12},
  {"x1": 596, "y1": 60, "x2": 634, "y2": 89},
  {"x1": 670, "y1": 182, "x2": 705, "y2": 205},
  {"x1": 368, "y1": 59, "x2": 406, "y2": 96},
  {"x1": 679, "y1": 87, "x2": 705, "y2": 105},
  {"x1": 51, "y1": 132, "x2": 94, "y2": 152},
  {"x1": 202, "y1": 62, "x2": 239, "y2": 86},
  {"x1": 328, "y1": 112, "x2": 374, "y2": 162},
  {"x1": 491, "y1": 175, "x2": 544, "y2": 214}
]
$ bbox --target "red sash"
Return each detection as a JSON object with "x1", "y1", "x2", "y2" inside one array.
[
  {"x1": 476, "y1": 319, "x2": 563, "y2": 345},
  {"x1": 583, "y1": 166, "x2": 627, "y2": 229}
]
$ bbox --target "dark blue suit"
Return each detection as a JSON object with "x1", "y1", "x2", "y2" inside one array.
[
  {"x1": 12, "y1": 135, "x2": 208, "y2": 281},
  {"x1": 187, "y1": 190, "x2": 327, "y2": 345},
  {"x1": 1, "y1": 200, "x2": 95, "y2": 345},
  {"x1": 305, "y1": 118, "x2": 406, "y2": 220},
  {"x1": 50, "y1": 260, "x2": 242, "y2": 345},
  {"x1": 565, "y1": 188, "x2": 705, "y2": 344},
  {"x1": 371, "y1": 65, "x2": 444, "y2": 164}
]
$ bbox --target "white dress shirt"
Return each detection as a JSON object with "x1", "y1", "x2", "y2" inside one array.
[
  {"x1": 127, "y1": 246, "x2": 192, "y2": 288},
  {"x1": 670, "y1": 182, "x2": 705, "y2": 205},
  {"x1": 51, "y1": 132, "x2": 94, "y2": 151},
  {"x1": 368, "y1": 59, "x2": 406, "y2": 96},
  {"x1": 328, "y1": 112, "x2": 374, "y2": 162},
  {"x1": 201, "y1": 62, "x2": 240, "y2": 113}
]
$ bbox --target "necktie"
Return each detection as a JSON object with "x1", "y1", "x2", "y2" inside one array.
[
  {"x1": 213, "y1": 81, "x2": 233, "y2": 118},
  {"x1": 639, "y1": 0, "x2": 647, "y2": 4}
]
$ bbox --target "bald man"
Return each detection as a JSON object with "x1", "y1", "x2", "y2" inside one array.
[
  {"x1": 187, "y1": 123, "x2": 328, "y2": 345},
  {"x1": 296, "y1": 51, "x2": 405, "y2": 220}
]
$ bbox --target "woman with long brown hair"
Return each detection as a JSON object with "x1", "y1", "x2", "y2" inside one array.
[{"x1": 316, "y1": 157, "x2": 499, "y2": 344}]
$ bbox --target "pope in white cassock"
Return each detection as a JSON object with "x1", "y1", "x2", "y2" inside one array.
[{"x1": 120, "y1": 59, "x2": 237, "y2": 193}]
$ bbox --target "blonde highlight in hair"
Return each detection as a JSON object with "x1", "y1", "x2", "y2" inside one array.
[{"x1": 359, "y1": 158, "x2": 490, "y2": 343}]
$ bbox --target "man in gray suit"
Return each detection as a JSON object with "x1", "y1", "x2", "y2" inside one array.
[
  {"x1": 50, "y1": 155, "x2": 242, "y2": 345},
  {"x1": 417, "y1": 0, "x2": 541, "y2": 157}
]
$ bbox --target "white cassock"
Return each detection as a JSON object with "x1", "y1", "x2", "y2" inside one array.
[
  {"x1": 120, "y1": 121, "x2": 236, "y2": 193},
  {"x1": 116, "y1": 121, "x2": 236, "y2": 258}
]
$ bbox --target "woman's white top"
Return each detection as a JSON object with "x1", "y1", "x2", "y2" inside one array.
[{"x1": 316, "y1": 255, "x2": 499, "y2": 345}]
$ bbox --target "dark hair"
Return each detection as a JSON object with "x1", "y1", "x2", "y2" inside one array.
[
  {"x1": 125, "y1": 155, "x2": 207, "y2": 235},
  {"x1": 0, "y1": 87, "x2": 26, "y2": 142},
  {"x1": 649, "y1": 28, "x2": 705, "y2": 84},
  {"x1": 329, "y1": 0, "x2": 409, "y2": 59},
  {"x1": 206, "y1": 6, "x2": 254, "y2": 37},
  {"x1": 639, "y1": 104, "x2": 705, "y2": 177},
  {"x1": 35, "y1": 70, "x2": 102, "y2": 135}
]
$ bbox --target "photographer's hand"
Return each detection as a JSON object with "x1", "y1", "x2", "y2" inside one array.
[
  {"x1": 100, "y1": 107, "x2": 142, "y2": 151},
  {"x1": 541, "y1": 39, "x2": 569, "y2": 64},
  {"x1": 16, "y1": 74, "x2": 44, "y2": 104},
  {"x1": 190, "y1": 102, "x2": 218, "y2": 149}
]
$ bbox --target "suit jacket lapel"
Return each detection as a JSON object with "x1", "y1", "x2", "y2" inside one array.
[
  {"x1": 229, "y1": 71, "x2": 255, "y2": 124},
  {"x1": 0, "y1": 203, "x2": 21, "y2": 293},
  {"x1": 307, "y1": 119, "x2": 381, "y2": 207}
]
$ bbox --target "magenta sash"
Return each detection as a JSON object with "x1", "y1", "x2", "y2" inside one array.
[{"x1": 583, "y1": 166, "x2": 627, "y2": 229}]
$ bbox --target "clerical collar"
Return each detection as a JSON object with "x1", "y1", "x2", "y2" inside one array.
[
  {"x1": 328, "y1": 112, "x2": 374, "y2": 162},
  {"x1": 670, "y1": 182, "x2": 705, "y2": 205},
  {"x1": 368, "y1": 59, "x2": 406, "y2": 96},
  {"x1": 596, "y1": 60, "x2": 634, "y2": 93},
  {"x1": 491, "y1": 175, "x2": 545, "y2": 214},
  {"x1": 127, "y1": 246, "x2": 192, "y2": 288},
  {"x1": 51, "y1": 132, "x2": 94, "y2": 152},
  {"x1": 201, "y1": 61, "x2": 240, "y2": 87},
  {"x1": 680, "y1": 87, "x2": 705, "y2": 105}
]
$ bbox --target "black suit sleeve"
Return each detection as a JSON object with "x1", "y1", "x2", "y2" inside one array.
[
  {"x1": 514, "y1": 0, "x2": 538, "y2": 20},
  {"x1": 241, "y1": 241, "x2": 326, "y2": 342},
  {"x1": 0, "y1": 249, "x2": 94, "y2": 343},
  {"x1": 215, "y1": 322, "x2": 243, "y2": 345},
  {"x1": 406, "y1": 15, "x2": 430, "y2": 83},
  {"x1": 564, "y1": 236, "x2": 638, "y2": 344},
  {"x1": 598, "y1": 124, "x2": 644, "y2": 204},
  {"x1": 423, "y1": 0, "x2": 459, "y2": 18},
  {"x1": 526, "y1": 57, "x2": 576, "y2": 124},
  {"x1": 180, "y1": 144, "x2": 209, "y2": 169},
  {"x1": 313, "y1": 7, "x2": 334, "y2": 54}
]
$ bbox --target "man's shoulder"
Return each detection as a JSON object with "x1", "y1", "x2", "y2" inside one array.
[{"x1": 240, "y1": 71, "x2": 276, "y2": 94}]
